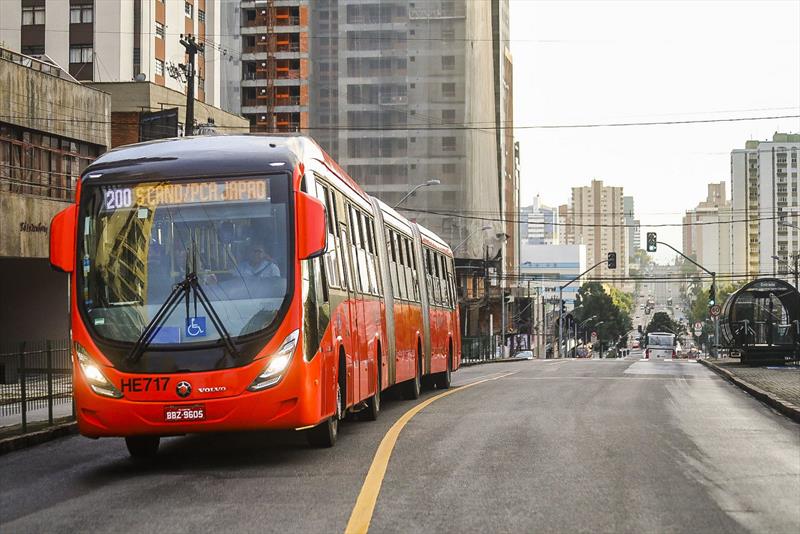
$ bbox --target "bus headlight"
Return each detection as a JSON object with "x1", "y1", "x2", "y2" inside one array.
[
  {"x1": 75, "y1": 344, "x2": 123, "y2": 398},
  {"x1": 248, "y1": 330, "x2": 299, "y2": 391}
]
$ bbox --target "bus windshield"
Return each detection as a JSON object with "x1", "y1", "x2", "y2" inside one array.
[
  {"x1": 647, "y1": 333, "x2": 675, "y2": 347},
  {"x1": 78, "y1": 174, "x2": 292, "y2": 348}
]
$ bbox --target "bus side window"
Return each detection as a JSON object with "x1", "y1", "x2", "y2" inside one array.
[
  {"x1": 439, "y1": 255, "x2": 449, "y2": 308},
  {"x1": 347, "y1": 205, "x2": 363, "y2": 293},
  {"x1": 388, "y1": 230, "x2": 399, "y2": 299},
  {"x1": 407, "y1": 239, "x2": 419, "y2": 302},
  {"x1": 369, "y1": 219, "x2": 382, "y2": 295},
  {"x1": 394, "y1": 232, "x2": 407, "y2": 300},
  {"x1": 364, "y1": 216, "x2": 379, "y2": 295},
  {"x1": 425, "y1": 248, "x2": 435, "y2": 303},
  {"x1": 318, "y1": 183, "x2": 340, "y2": 290}
]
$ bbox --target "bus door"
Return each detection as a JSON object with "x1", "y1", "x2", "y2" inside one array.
[
  {"x1": 338, "y1": 222, "x2": 360, "y2": 406},
  {"x1": 348, "y1": 207, "x2": 371, "y2": 402}
]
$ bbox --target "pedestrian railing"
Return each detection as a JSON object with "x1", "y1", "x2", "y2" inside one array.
[
  {"x1": 0, "y1": 340, "x2": 73, "y2": 434},
  {"x1": 462, "y1": 336, "x2": 503, "y2": 363}
]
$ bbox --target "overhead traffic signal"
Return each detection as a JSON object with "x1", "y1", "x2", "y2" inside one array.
[
  {"x1": 708, "y1": 283, "x2": 716, "y2": 307},
  {"x1": 607, "y1": 252, "x2": 617, "y2": 269},
  {"x1": 561, "y1": 300, "x2": 567, "y2": 314},
  {"x1": 646, "y1": 232, "x2": 657, "y2": 252}
]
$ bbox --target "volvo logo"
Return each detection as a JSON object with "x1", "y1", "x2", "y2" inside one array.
[{"x1": 176, "y1": 381, "x2": 192, "y2": 398}]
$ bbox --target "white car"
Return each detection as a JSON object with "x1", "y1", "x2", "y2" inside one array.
[{"x1": 514, "y1": 350, "x2": 534, "y2": 360}]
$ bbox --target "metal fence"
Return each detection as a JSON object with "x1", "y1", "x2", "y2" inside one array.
[
  {"x1": 462, "y1": 336, "x2": 502, "y2": 362},
  {"x1": 0, "y1": 340, "x2": 73, "y2": 433}
]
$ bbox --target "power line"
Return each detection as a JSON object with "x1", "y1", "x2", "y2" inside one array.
[
  {"x1": 400, "y1": 206, "x2": 795, "y2": 228},
  {"x1": 1, "y1": 112, "x2": 796, "y2": 131}
]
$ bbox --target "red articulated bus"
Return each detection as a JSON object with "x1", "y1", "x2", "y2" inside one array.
[{"x1": 49, "y1": 135, "x2": 461, "y2": 457}]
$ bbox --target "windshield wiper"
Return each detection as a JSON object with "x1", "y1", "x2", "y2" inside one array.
[{"x1": 127, "y1": 241, "x2": 241, "y2": 364}]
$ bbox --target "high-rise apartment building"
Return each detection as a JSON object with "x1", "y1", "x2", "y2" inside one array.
[
  {"x1": 240, "y1": 0, "x2": 310, "y2": 131},
  {"x1": 558, "y1": 203, "x2": 572, "y2": 245},
  {"x1": 0, "y1": 0, "x2": 239, "y2": 112},
  {"x1": 569, "y1": 180, "x2": 628, "y2": 284},
  {"x1": 307, "y1": 0, "x2": 513, "y2": 262},
  {"x1": 731, "y1": 133, "x2": 800, "y2": 278},
  {"x1": 623, "y1": 196, "x2": 640, "y2": 261},
  {"x1": 682, "y1": 182, "x2": 733, "y2": 275},
  {"x1": 520, "y1": 195, "x2": 559, "y2": 245}
]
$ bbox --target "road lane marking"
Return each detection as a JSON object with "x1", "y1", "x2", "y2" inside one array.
[
  {"x1": 505, "y1": 376, "x2": 716, "y2": 381},
  {"x1": 344, "y1": 371, "x2": 518, "y2": 534}
]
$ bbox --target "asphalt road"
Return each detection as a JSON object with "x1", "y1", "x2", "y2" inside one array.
[{"x1": 2, "y1": 354, "x2": 799, "y2": 533}]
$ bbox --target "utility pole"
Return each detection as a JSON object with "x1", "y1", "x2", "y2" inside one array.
[
  {"x1": 179, "y1": 34, "x2": 203, "y2": 137},
  {"x1": 558, "y1": 259, "x2": 607, "y2": 358}
]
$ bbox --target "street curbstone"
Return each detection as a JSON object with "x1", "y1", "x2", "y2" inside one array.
[
  {"x1": 699, "y1": 359, "x2": 800, "y2": 424},
  {"x1": 0, "y1": 421, "x2": 78, "y2": 456}
]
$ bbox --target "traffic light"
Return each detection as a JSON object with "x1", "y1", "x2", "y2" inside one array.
[
  {"x1": 637, "y1": 324, "x2": 643, "y2": 334},
  {"x1": 607, "y1": 252, "x2": 617, "y2": 269},
  {"x1": 561, "y1": 300, "x2": 567, "y2": 314},
  {"x1": 646, "y1": 232, "x2": 657, "y2": 252},
  {"x1": 708, "y1": 283, "x2": 716, "y2": 307}
]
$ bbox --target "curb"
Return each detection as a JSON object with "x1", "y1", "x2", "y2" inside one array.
[
  {"x1": 699, "y1": 359, "x2": 800, "y2": 424},
  {"x1": 461, "y1": 357, "x2": 525, "y2": 367},
  {"x1": 0, "y1": 421, "x2": 78, "y2": 456}
]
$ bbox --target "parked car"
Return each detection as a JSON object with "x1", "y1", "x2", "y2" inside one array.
[{"x1": 514, "y1": 350, "x2": 534, "y2": 360}]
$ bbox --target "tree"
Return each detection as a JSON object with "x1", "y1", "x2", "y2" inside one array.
[
  {"x1": 645, "y1": 312, "x2": 685, "y2": 344},
  {"x1": 573, "y1": 282, "x2": 633, "y2": 346}
]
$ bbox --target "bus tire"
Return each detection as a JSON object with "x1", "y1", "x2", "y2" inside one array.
[
  {"x1": 435, "y1": 346, "x2": 453, "y2": 389},
  {"x1": 125, "y1": 436, "x2": 159, "y2": 459},
  {"x1": 308, "y1": 380, "x2": 341, "y2": 448},
  {"x1": 402, "y1": 347, "x2": 422, "y2": 400},
  {"x1": 363, "y1": 349, "x2": 381, "y2": 421}
]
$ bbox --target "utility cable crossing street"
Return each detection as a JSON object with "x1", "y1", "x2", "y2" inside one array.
[{"x1": 2, "y1": 355, "x2": 798, "y2": 533}]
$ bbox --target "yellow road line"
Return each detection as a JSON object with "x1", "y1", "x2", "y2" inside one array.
[{"x1": 344, "y1": 371, "x2": 517, "y2": 534}]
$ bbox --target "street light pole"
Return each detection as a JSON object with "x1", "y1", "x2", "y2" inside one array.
[{"x1": 393, "y1": 179, "x2": 441, "y2": 209}]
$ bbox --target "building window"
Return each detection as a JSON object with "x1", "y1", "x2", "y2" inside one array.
[
  {"x1": 198, "y1": 10, "x2": 206, "y2": 23},
  {"x1": 442, "y1": 137, "x2": 456, "y2": 152},
  {"x1": 442, "y1": 109, "x2": 456, "y2": 123},
  {"x1": 441, "y1": 55, "x2": 455, "y2": 70},
  {"x1": 69, "y1": 46, "x2": 93, "y2": 63},
  {"x1": 441, "y1": 83, "x2": 455, "y2": 97},
  {"x1": 185, "y1": 2, "x2": 193, "y2": 18},
  {"x1": 198, "y1": 77, "x2": 205, "y2": 91},
  {"x1": 155, "y1": 59, "x2": 165, "y2": 77},
  {"x1": 70, "y1": 5, "x2": 93, "y2": 24},
  {"x1": 22, "y1": 6, "x2": 46, "y2": 25},
  {"x1": 21, "y1": 45, "x2": 45, "y2": 56},
  {"x1": 155, "y1": 22, "x2": 165, "y2": 39}
]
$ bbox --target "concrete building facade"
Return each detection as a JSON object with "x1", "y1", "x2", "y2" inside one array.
[
  {"x1": 623, "y1": 195, "x2": 640, "y2": 260},
  {"x1": 0, "y1": 0, "x2": 240, "y2": 113},
  {"x1": 520, "y1": 195, "x2": 559, "y2": 245},
  {"x1": 307, "y1": 0, "x2": 512, "y2": 263},
  {"x1": 568, "y1": 180, "x2": 628, "y2": 285},
  {"x1": 0, "y1": 48, "x2": 109, "y2": 345},
  {"x1": 731, "y1": 133, "x2": 800, "y2": 278},
  {"x1": 682, "y1": 182, "x2": 733, "y2": 276}
]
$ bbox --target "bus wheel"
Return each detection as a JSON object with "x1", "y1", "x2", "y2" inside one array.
[
  {"x1": 307, "y1": 382, "x2": 340, "y2": 448},
  {"x1": 363, "y1": 353, "x2": 381, "y2": 421},
  {"x1": 402, "y1": 349, "x2": 422, "y2": 400},
  {"x1": 435, "y1": 349, "x2": 452, "y2": 389},
  {"x1": 125, "y1": 436, "x2": 159, "y2": 459}
]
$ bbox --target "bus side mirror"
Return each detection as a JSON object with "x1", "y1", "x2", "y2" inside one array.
[
  {"x1": 50, "y1": 205, "x2": 77, "y2": 273},
  {"x1": 295, "y1": 191, "x2": 327, "y2": 260}
]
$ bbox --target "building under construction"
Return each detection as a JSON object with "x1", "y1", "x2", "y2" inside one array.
[{"x1": 240, "y1": 0, "x2": 310, "y2": 132}]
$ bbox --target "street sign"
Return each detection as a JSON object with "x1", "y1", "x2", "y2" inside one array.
[
  {"x1": 709, "y1": 304, "x2": 721, "y2": 317},
  {"x1": 694, "y1": 322, "x2": 702, "y2": 330},
  {"x1": 590, "y1": 331, "x2": 597, "y2": 342}
]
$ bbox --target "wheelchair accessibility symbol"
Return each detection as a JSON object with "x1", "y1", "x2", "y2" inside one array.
[{"x1": 186, "y1": 317, "x2": 207, "y2": 338}]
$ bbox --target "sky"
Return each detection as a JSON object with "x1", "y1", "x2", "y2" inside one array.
[{"x1": 509, "y1": 0, "x2": 800, "y2": 263}]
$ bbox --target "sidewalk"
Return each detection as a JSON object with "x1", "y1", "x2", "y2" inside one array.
[{"x1": 700, "y1": 358, "x2": 800, "y2": 423}]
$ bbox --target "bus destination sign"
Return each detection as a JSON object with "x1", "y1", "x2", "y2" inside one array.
[{"x1": 101, "y1": 179, "x2": 269, "y2": 212}]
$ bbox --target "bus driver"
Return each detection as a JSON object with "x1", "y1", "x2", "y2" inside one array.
[{"x1": 241, "y1": 244, "x2": 280, "y2": 279}]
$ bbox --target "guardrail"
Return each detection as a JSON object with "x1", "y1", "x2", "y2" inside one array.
[{"x1": 0, "y1": 340, "x2": 73, "y2": 434}]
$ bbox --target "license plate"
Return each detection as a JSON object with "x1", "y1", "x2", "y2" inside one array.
[{"x1": 164, "y1": 404, "x2": 205, "y2": 422}]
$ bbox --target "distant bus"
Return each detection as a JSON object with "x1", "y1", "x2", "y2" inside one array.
[
  {"x1": 645, "y1": 332, "x2": 675, "y2": 359},
  {"x1": 49, "y1": 135, "x2": 461, "y2": 457}
]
